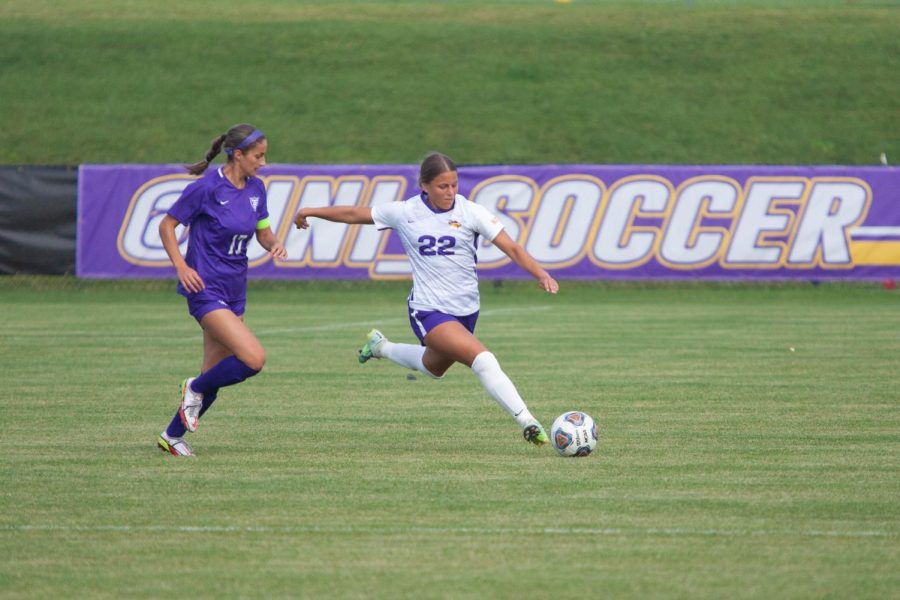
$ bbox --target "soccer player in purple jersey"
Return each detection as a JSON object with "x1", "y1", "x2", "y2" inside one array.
[
  {"x1": 156, "y1": 124, "x2": 287, "y2": 456},
  {"x1": 294, "y1": 153, "x2": 559, "y2": 446}
]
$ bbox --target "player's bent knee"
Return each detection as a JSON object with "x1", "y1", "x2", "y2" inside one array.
[
  {"x1": 470, "y1": 351, "x2": 500, "y2": 376},
  {"x1": 242, "y1": 348, "x2": 266, "y2": 372},
  {"x1": 422, "y1": 366, "x2": 445, "y2": 379}
]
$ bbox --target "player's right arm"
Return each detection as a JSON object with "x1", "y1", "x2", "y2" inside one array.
[
  {"x1": 159, "y1": 214, "x2": 204, "y2": 293},
  {"x1": 293, "y1": 206, "x2": 374, "y2": 229}
]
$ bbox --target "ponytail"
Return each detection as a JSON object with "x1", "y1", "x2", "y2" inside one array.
[{"x1": 185, "y1": 134, "x2": 227, "y2": 175}]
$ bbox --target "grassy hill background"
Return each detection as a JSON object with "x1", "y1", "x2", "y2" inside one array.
[{"x1": 1, "y1": 0, "x2": 897, "y2": 165}]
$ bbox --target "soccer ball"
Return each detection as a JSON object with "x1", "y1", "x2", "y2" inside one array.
[{"x1": 551, "y1": 411, "x2": 598, "y2": 457}]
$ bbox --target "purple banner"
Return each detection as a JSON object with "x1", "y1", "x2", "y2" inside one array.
[{"x1": 78, "y1": 164, "x2": 900, "y2": 280}]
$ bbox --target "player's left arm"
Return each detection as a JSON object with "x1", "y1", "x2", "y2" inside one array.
[
  {"x1": 255, "y1": 222, "x2": 288, "y2": 261},
  {"x1": 491, "y1": 231, "x2": 558, "y2": 294}
]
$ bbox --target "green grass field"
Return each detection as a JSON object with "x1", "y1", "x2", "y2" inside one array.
[
  {"x1": 1, "y1": 0, "x2": 897, "y2": 165},
  {"x1": 1, "y1": 278, "x2": 898, "y2": 597}
]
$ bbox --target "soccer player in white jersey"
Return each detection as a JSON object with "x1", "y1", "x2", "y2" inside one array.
[{"x1": 293, "y1": 152, "x2": 559, "y2": 445}]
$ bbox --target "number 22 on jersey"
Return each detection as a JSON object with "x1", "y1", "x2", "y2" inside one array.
[{"x1": 418, "y1": 235, "x2": 456, "y2": 256}]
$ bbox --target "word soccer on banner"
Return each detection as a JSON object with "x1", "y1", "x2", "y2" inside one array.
[{"x1": 78, "y1": 164, "x2": 900, "y2": 281}]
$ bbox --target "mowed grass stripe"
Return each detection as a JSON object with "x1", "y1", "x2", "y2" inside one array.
[{"x1": 4, "y1": 523, "x2": 896, "y2": 539}]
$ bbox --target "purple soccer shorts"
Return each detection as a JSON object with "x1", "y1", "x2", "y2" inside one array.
[{"x1": 408, "y1": 306, "x2": 479, "y2": 345}]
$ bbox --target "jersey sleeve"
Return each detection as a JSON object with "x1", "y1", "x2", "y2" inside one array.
[
  {"x1": 469, "y1": 201, "x2": 504, "y2": 242},
  {"x1": 371, "y1": 201, "x2": 404, "y2": 231},
  {"x1": 166, "y1": 178, "x2": 206, "y2": 225}
]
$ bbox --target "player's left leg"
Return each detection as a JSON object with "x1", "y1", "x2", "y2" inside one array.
[
  {"x1": 422, "y1": 321, "x2": 484, "y2": 367},
  {"x1": 165, "y1": 309, "x2": 251, "y2": 439},
  {"x1": 191, "y1": 309, "x2": 265, "y2": 393},
  {"x1": 196, "y1": 327, "x2": 233, "y2": 418},
  {"x1": 425, "y1": 322, "x2": 548, "y2": 445},
  {"x1": 178, "y1": 309, "x2": 265, "y2": 432}
]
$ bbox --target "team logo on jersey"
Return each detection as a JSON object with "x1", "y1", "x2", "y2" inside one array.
[
  {"x1": 448, "y1": 220, "x2": 461, "y2": 229},
  {"x1": 249, "y1": 196, "x2": 260, "y2": 211}
]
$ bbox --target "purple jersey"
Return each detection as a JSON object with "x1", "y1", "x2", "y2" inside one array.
[{"x1": 167, "y1": 167, "x2": 268, "y2": 301}]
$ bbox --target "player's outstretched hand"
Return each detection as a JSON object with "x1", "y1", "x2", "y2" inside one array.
[
  {"x1": 539, "y1": 275, "x2": 559, "y2": 294},
  {"x1": 293, "y1": 210, "x2": 310, "y2": 230}
]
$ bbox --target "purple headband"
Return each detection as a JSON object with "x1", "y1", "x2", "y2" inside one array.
[{"x1": 224, "y1": 129, "x2": 264, "y2": 156}]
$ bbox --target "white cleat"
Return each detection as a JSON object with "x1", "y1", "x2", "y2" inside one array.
[
  {"x1": 158, "y1": 432, "x2": 194, "y2": 456},
  {"x1": 178, "y1": 377, "x2": 203, "y2": 433}
]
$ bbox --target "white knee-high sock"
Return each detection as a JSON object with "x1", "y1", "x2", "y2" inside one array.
[
  {"x1": 470, "y1": 351, "x2": 533, "y2": 426},
  {"x1": 380, "y1": 341, "x2": 441, "y2": 379}
]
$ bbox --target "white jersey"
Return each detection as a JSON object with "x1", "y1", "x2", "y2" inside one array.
[{"x1": 371, "y1": 193, "x2": 504, "y2": 315}]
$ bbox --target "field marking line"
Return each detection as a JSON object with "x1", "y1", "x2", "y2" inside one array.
[
  {"x1": 253, "y1": 305, "x2": 552, "y2": 337},
  {"x1": 2, "y1": 523, "x2": 894, "y2": 539},
  {"x1": 0, "y1": 306, "x2": 552, "y2": 342}
]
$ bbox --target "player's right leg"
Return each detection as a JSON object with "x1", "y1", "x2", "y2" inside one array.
[
  {"x1": 358, "y1": 328, "x2": 447, "y2": 378},
  {"x1": 358, "y1": 329, "x2": 387, "y2": 363},
  {"x1": 158, "y1": 431, "x2": 194, "y2": 456}
]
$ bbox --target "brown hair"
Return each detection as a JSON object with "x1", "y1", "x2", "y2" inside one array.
[
  {"x1": 418, "y1": 152, "x2": 457, "y2": 187},
  {"x1": 185, "y1": 123, "x2": 264, "y2": 175}
]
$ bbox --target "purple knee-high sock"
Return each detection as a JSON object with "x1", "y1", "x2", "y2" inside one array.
[
  {"x1": 164, "y1": 356, "x2": 258, "y2": 438},
  {"x1": 165, "y1": 412, "x2": 188, "y2": 438},
  {"x1": 198, "y1": 389, "x2": 218, "y2": 418},
  {"x1": 191, "y1": 356, "x2": 259, "y2": 394}
]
